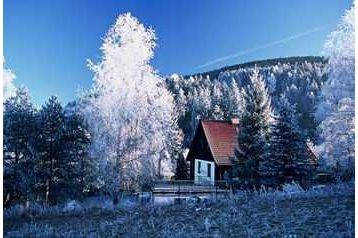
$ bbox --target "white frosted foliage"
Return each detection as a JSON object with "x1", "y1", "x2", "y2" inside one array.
[
  {"x1": 82, "y1": 13, "x2": 181, "y2": 194},
  {"x1": 316, "y1": 4, "x2": 355, "y2": 172}
]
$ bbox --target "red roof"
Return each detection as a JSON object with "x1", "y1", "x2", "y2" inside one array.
[{"x1": 201, "y1": 120, "x2": 238, "y2": 165}]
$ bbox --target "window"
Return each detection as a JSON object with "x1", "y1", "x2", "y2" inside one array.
[
  {"x1": 207, "y1": 164, "x2": 211, "y2": 177},
  {"x1": 198, "y1": 161, "x2": 201, "y2": 174}
]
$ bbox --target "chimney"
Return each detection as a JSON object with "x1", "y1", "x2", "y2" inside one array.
[{"x1": 230, "y1": 117, "x2": 240, "y2": 125}]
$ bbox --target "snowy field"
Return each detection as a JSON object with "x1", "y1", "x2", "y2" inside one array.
[{"x1": 4, "y1": 182, "x2": 354, "y2": 238}]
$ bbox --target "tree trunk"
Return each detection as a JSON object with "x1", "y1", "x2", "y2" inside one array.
[
  {"x1": 48, "y1": 157, "x2": 54, "y2": 204},
  {"x1": 80, "y1": 157, "x2": 85, "y2": 201},
  {"x1": 157, "y1": 157, "x2": 162, "y2": 179}
]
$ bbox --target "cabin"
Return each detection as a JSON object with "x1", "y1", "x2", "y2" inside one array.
[
  {"x1": 186, "y1": 119, "x2": 239, "y2": 184},
  {"x1": 186, "y1": 118, "x2": 318, "y2": 185}
]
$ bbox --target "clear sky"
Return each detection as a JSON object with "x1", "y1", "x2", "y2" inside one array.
[{"x1": 4, "y1": 0, "x2": 352, "y2": 105}]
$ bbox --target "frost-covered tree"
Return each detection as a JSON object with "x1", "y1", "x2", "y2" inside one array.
[
  {"x1": 284, "y1": 79, "x2": 320, "y2": 141},
  {"x1": 234, "y1": 68, "x2": 273, "y2": 188},
  {"x1": 228, "y1": 79, "x2": 243, "y2": 117},
  {"x1": 218, "y1": 79, "x2": 243, "y2": 119},
  {"x1": 316, "y1": 3, "x2": 355, "y2": 176},
  {"x1": 211, "y1": 81, "x2": 224, "y2": 119},
  {"x1": 318, "y1": 99, "x2": 354, "y2": 178},
  {"x1": 83, "y1": 13, "x2": 182, "y2": 202},
  {"x1": 261, "y1": 95, "x2": 313, "y2": 186},
  {"x1": 3, "y1": 58, "x2": 16, "y2": 101},
  {"x1": 3, "y1": 87, "x2": 37, "y2": 206}
]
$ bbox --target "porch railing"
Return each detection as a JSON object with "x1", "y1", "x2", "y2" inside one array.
[{"x1": 153, "y1": 179, "x2": 232, "y2": 194}]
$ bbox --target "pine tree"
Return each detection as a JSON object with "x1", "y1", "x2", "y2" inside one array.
[
  {"x1": 36, "y1": 96, "x2": 66, "y2": 204},
  {"x1": 220, "y1": 82, "x2": 232, "y2": 119},
  {"x1": 234, "y1": 68, "x2": 272, "y2": 188},
  {"x1": 229, "y1": 79, "x2": 243, "y2": 117},
  {"x1": 63, "y1": 103, "x2": 93, "y2": 201},
  {"x1": 261, "y1": 95, "x2": 313, "y2": 186},
  {"x1": 218, "y1": 79, "x2": 242, "y2": 120},
  {"x1": 211, "y1": 81, "x2": 224, "y2": 120},
  {"x1": 3, "y1": 87, "x2": 37, "y2": 206}
]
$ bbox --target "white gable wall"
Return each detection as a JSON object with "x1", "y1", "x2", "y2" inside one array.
[{"x1": 194, "y1": 159, "x2": 215, "y2": 185}]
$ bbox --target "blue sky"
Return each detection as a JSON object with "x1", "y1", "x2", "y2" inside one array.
[{"x1": 4, "y1": 0, "x2": 352, "y2": 105}]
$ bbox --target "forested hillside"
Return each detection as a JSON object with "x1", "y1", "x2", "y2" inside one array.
[{"x1": 166, "y1": 56, "x2": 327, "y2": 147}]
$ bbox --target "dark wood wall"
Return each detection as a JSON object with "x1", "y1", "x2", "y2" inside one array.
[
  {"x1": 215, "y1": 165, "x2": 232, "y2": 181},
  {"x1": 186, "y1": 122, "x2": 215, "y2": 180}
]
